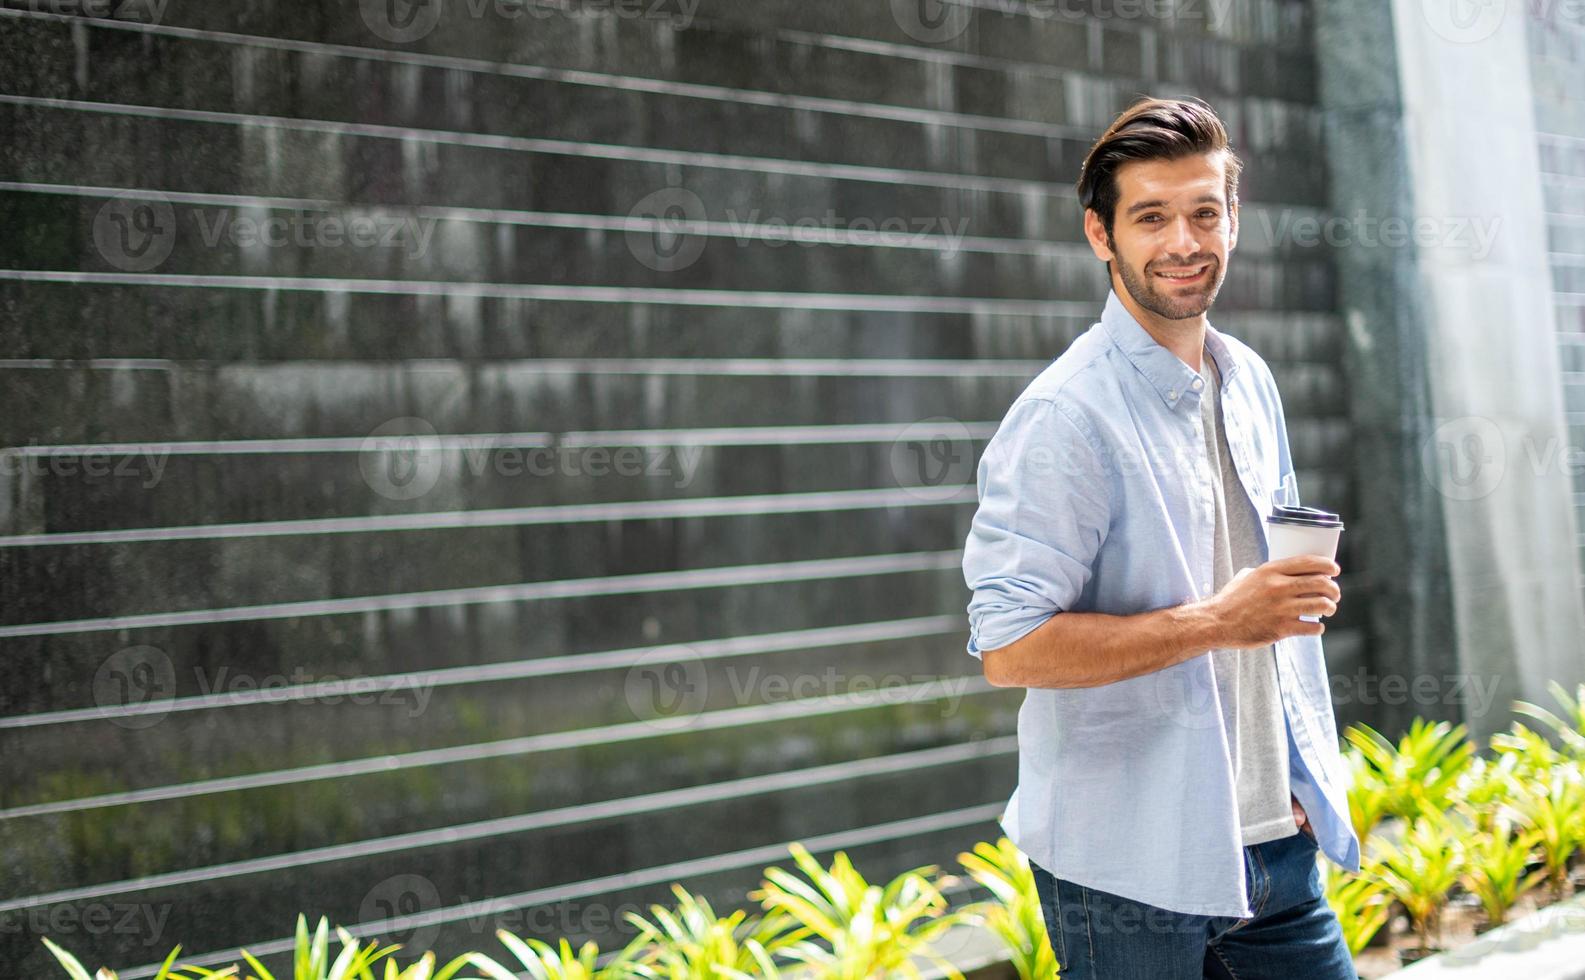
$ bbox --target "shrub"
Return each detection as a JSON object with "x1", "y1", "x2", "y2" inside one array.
[
  {"x1": 1458, "y1": 816, "x2": 1547, "y2": 927},
  {"x1": 467, "y1": 933, "x2": 641, "y2": 980},
  {"x1": 956, "y1": 838, "x2": 1056, "y2": 980},
  {"x1": 623, "y1": 883, "x2": 804, "y2": 979},
  {"x1": 1513, "y1": 681, "x2": 1585, "y2": 759},
  {"x1": 1320, "y1": 859, "x2": 1391, "y2": 955},
  {"x1": 1507, "y1": 761, "x2": 1585, "y2": 902},
  {"x1": 749, "y1": 842, "x2": 974, "y2": 980},
  {"x1": 44, "y1": 915, "x2": 476, "y2": 980},
  {"x1": 1344, "y1": 719, "x2": 1474, "y2": 818},
  {"x1": 1369, "y1": 808, "x2": 1467, "y2": 952}
]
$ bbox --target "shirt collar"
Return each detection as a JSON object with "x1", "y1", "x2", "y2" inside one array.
[{"x1": 1099, "y1": 288, "x2": 1239, "y2": 410}]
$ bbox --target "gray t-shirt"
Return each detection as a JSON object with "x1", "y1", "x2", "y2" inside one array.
[{"x1": 1200, "y1": 345, "x2": 1299, "y2": 846}]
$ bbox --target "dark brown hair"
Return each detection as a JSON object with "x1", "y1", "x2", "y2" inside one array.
[{"x1": 1076, "y1": 96, "x2": 1242, "y2": 237}]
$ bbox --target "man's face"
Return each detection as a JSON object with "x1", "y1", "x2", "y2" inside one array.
[{"x1": 1085, "y1": 151, "x2": 1238, "y2": 321}]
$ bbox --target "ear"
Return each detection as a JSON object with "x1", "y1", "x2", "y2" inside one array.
[{"x1": 1083, "y1": 208, "x2": 1115, "y2": 262}]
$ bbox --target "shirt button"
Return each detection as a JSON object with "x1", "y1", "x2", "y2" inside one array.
[{"x1": 1191, "y1": 378, "x2": 1204, "y2": 391}]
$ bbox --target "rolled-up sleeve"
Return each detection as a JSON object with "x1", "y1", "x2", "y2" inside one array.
[{"x1": 963, "y1": 396, "x2": 1112, "y2": 659}]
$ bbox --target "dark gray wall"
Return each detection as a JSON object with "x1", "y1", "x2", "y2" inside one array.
[{"x1": 0, "y1": 1, "x2": 1354, "y2": 976}]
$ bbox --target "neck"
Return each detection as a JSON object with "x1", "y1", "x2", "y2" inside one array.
[{"x1": 1112, "y1": 279, "x2": 1208, "y2": 373}]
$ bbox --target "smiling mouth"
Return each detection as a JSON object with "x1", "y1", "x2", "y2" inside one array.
[{"x1": 1155, "y1": 264, "x2": 1210, "y2": 284}]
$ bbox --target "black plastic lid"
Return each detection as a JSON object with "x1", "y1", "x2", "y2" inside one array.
[{"x1": 1268, "y1": 504, "x2": 1343, "y2": 529}]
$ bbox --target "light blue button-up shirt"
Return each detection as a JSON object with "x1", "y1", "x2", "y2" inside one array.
[{"x1": 962, "y1": 288, "x2": 1361, "y2": 917}]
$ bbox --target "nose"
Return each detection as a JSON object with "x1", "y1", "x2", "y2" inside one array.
[{"x1": 1164, "y1": 214, "x2": 1200, "y2": 259}]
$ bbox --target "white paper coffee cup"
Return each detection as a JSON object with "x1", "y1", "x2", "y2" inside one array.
[{"x1": 1265, "y1": 505, "x2": 1343, "y2": 623}]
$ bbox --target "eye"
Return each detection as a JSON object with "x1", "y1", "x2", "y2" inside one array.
[{"x1": 1140, "y1": 214, "x2": 1163, "y2": 224}]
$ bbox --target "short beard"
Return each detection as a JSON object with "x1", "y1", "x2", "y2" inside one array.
[{"x1": 1109, "y1": 237, "x2": 1222, "y2": 321}]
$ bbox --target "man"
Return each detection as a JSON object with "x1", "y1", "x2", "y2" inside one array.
[{"x1": 961, "y1": 96, "x2": 1362, "y2": 979}]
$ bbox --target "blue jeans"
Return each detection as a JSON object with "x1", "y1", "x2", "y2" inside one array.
[{"x1": 1029, "y1": 828, "x2": 1357, "y2": 980}]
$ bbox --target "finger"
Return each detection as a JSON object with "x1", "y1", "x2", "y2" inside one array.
[
  {"x1": 1271, "y1": 555, "x2": 1341, "y2": 576},
  {"x1": 1293, "y1": 583, "x2": 1344, "y2": 605},
  {"x1": 1303, "y1": 597, "x2": 1338, "y2": 617},
  {"x1": 1291, "y1": 575, "x2": 1341, "y2": 600},
  {"x1": 1282, "y1": 615, "x2": 1326, "y2": 637},
  {"x1": 1286, "y1": 595, "x2": 1336, "y2": 618}
]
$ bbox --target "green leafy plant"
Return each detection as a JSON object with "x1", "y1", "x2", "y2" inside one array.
[
  {"x1": 1454, "y1": 752, "x2": 1523, "y2": 837},
  {"x1": 42, "y1": 715, "x2": 1585, "y2": 980},
  {"x1": 1345, "y1": 719, "x2": 1475, "y2": 818},
  {"x1": 750, "y1": 842, "x2": 974, "y2": 980},
  {"x1": 224, "y1": 916, "x2": 476, "y2": 980},
  {"x1": 620, "y1": 883, "x2": 803, "y2": 979},
  {"x1": 1513, "y1": 681, "x2": 1585, "y2": 759},
  {"x1": 956, "y1": 838, "x2": 1055, "y2": 980},
  {"x1": 44, "y1": 916, "x2": 475, "y2": 980},
  {"x1": 1343, "y1": 742, "x2": 1394, "y2": 842},
  {"x1": 1458, "y1": 817, "x2": 1547, "y2": 927},
  {"x1": 468, "y1": 933, "x2": 642, "y2": 980},
  {"x1": 1369, "y1": 808, "x2": 1468, "y2": 952},
  {"x1": 1508, "y1": 762, "x2": 1585, "y2": 902},
  {"x1": 42, "y1": 939, "x2": 228, "y2": 980},
  {"x1": 1319, "y1": 860, "x2": 1391, "y2": 956},
  {"x1": 1492, "y1": 722, "x2": 1563, "y2": 779}
]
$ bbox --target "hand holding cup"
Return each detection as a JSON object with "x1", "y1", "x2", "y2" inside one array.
[
  {"x1": 1210, "y1": 555, "x2": 1340, "y2": 648},
  {"x1": 1265, "y1": 505, "x2": 1344, "y2": 624}
]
